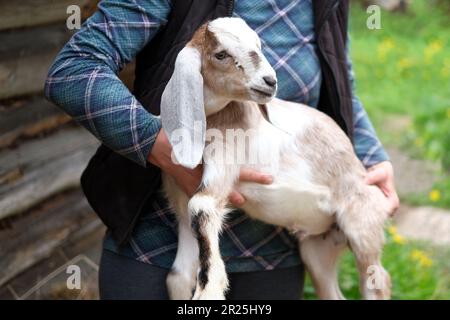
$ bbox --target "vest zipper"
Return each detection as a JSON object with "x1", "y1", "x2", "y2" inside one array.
[
  {"x1": 227, "y1": 0, "x2": 234, "y2": 17},
  {"x1": 318, "y1": 0, "x2": 340, "y2": 34}
]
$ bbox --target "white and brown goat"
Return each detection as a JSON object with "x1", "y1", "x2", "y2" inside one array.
[{"x1": 159, "y1": 17, "x2": 391, "y2": 300}]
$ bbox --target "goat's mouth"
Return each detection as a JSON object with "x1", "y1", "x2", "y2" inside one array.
[{"x1": 250, "y1": 87, "x2": 275, "y2": 98}]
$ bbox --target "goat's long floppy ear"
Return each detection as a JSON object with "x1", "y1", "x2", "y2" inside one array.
[{"x1": 161, "y1": 46, "x2": 205, "y2": 169}]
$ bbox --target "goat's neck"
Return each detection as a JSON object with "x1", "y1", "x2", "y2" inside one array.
[
  {"x1": 203, "y1": 85, "x2": 267, "y2": 129},
  {"x1": 206, "y1": 100, "x2": 265, "y2": 131}
]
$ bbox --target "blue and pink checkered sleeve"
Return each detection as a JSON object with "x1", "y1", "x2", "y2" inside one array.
[{"x1": 45, "y1": 0, "x2": 172, "y2": 166}]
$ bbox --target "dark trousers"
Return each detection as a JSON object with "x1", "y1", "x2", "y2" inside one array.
[{"x1": 99, "y1": 249, "x2": 304, "y2": 300}]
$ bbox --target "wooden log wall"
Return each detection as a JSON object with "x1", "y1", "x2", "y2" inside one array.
[{"x1": 0, "y1": 0, "x2": 135, "y2": 297}]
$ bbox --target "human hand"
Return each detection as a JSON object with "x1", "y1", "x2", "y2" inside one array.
[
  {"x1": 148, "y1": 129, "x2": 202, "y2": 197},
  {"x1": 149, "y1": 130, "x2": 273, "y2": 201},
  {"x1": 365, "y1": 161, "x2": 400, "y2": 216},
  {"x1": 228, "y1": 168, "x2": 273, "y2": 207}
]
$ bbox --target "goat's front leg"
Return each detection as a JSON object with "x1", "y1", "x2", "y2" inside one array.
[
  {"x1": 166, "y1": 210, "x2": 199, "y2": 299},
  {"x1": 189, "y1": 193, "x2": 229, "y2": 300},
  {"x1": 166, "y1": 186, "x2": 199, "y2": 300}
]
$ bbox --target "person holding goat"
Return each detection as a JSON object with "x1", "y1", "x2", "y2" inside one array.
[{"x1": 45, "y1": 0, "x2": 399, "y2": 299}]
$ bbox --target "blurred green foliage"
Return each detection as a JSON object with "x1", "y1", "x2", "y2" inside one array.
[{"x1": 349, "y1": 0, "x2": 450, "y2": 207}]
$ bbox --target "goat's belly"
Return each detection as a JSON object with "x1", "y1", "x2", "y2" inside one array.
[{"x1": 238, "y1": 181, "x2": 335, "y2": 236}]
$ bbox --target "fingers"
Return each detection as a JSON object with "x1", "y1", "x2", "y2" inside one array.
[
  {"x1": 229, "y1": 191, "x2": 246, "y2": 207},
  {"x1": 239, "y1": 168, "x2": 273, "y2": 184},
  {"x1": 365, "y1": 167, "x2": 388, "y2": 185},
  {"x1": 366, "y1": 162, "x2": 399, "y2": 216},
  {"x1": 229, "y1": 168, "x2": 272, "y2": 207},
  {"x1": 387, "y1": 191, "x2": 400, "y2": 216}
]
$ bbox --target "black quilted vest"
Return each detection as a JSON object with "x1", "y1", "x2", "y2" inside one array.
[{"x1": 81, "y1": 0, "x2": 352, "y2": 245}]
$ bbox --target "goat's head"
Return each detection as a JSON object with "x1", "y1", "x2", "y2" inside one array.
[
  {"x1": 161, "y1": 17, "x2": 276, "y2": 168},
  {"x1": 200, "y1": 18, "x2": 277, "y2": 109}
]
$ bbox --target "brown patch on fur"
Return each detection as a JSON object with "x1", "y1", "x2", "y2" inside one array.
[
  {"x1": 188, "y1": 22, "x2": 220, "y2": 55},
  {"x1": 204, "y1": 25, "x2": 220, "y2": 52},
  {"x1": 206, "y1": 101, "x2": 262, "y2": 131},
  {"x1": 188, "y1": 23, "x2": 208, "y2": 51}
]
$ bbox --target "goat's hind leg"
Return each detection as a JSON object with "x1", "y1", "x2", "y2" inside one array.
[
  {"x1": 300, "y1": 226, "x2": 347, "y2": 300},
  {"x1": 337, "y1": 193, "x2": 391, "y2": 300}
]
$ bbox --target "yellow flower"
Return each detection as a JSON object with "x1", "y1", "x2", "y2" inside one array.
[
  {"x1": 397, "y1": 57, "x2": 414, "y2": 71},
  {"x1": 388, "y1": 225, "x2": 406, "y2": 244},
  {"x1": 377, "y1": 38, "x2": 395, "y2": 62},
  {"x1": 387, "y1": 225, "x2": 398, "y2": 236},
  {"x1": 429, "y1": 189, "x2": 441, "y2": 202},
  {"x1": 430, "y1": 39, "x2": 444, "y2": 52},
  {"x1": 421, "y1": 258, "x2": 433, "y2": 268},
  {"x1": 410, "y1": 249, "x2": 433, "y2": 268},
  {"x1": 393, "y1": 233, "x2": 406, "y2": 245},
  {"x1": 424, "y1": 39, "x2": 444, "y2": 64}
]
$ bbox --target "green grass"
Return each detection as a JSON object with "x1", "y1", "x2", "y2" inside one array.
[
  {"x1": 304, "y1": 226, "x2": 450, "y2": 300},
  {"x1": 350, "y1": 1, "x2": 450, "y2": 118},
  {"x1": 349, "y1": 1, "x2": 450, "y2": 208}
]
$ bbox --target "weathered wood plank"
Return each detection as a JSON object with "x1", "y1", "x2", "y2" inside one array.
[
  {"x1": 0, "y1": 96, "x2": 70, "y2": 149},
  {"x1": 0, "y1": 21, "x2": 136, "y2": 99},
  {"x1": 0, "y1": 189, "x2": 103, "y2": 287},
  {"x1": 0, "y1": 127, "x2": 99, "y2": 220},
  {"x1": 0, "y1": 24, "x2": 73, "y2": 99},
  {"x1": 0, "y1": 25, "x2": 72, "y2": 60},
  {"x1": 0, "y1": 0, "x2": 99, "y2": 31}
]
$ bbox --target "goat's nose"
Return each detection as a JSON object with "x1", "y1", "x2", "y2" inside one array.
[{"x1": 263, "y1": 76, "x2": 277, "y2": 87}]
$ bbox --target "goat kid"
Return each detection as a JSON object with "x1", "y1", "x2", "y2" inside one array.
[{"x1": 159, "y1": 17, "x2": 392, "y2": 300}]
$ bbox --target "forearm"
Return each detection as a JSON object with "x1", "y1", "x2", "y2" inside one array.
[
  {"x1": 44, "y1": 0, "x2": 171, "y2": 166},
  {"x1": 352, "y1": 96, "x2": 390, "y2": 167},
  {"x1": 45, "y1": 59, "x2": 161, "y2": 166}
]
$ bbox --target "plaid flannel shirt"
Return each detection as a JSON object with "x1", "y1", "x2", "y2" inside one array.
[{"x1": 45, "y1": 0, "x2": 389, "y2": 272}]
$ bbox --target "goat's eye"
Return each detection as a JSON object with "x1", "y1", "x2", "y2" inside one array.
[{"x1": 214, "y1": 51, "x2": 228, "y2": 60}]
